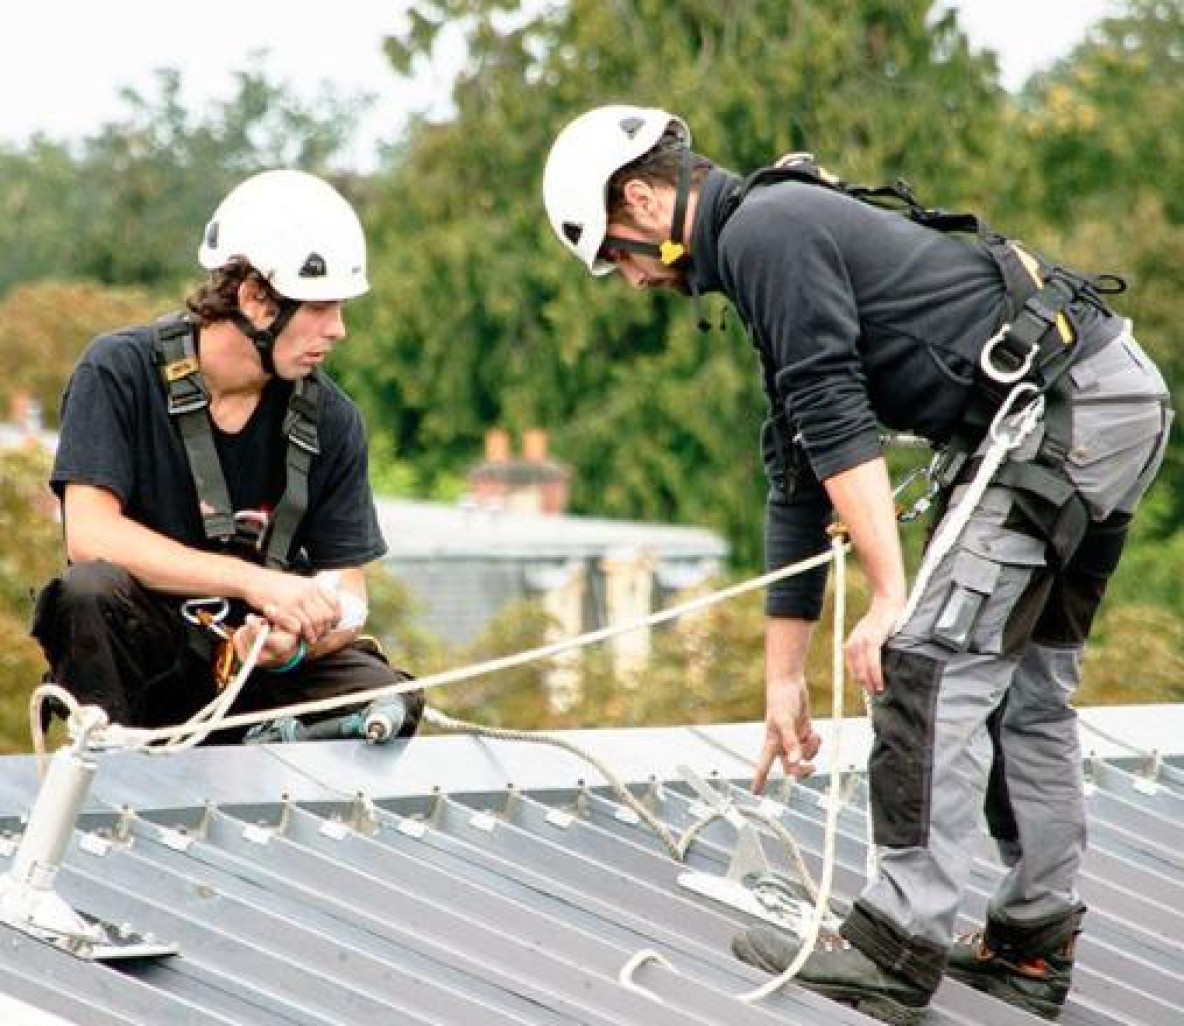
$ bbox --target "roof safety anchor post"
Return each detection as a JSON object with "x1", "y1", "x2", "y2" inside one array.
[
  {"x1": 574, "y1": 780, "x2": 591, "y2": 820},
  {"x1": 674, "y1": 764, "x2": 822, "y2": 936},
  {"x1": 0, "y1": 710, "x2": 178, "y2": 961}
]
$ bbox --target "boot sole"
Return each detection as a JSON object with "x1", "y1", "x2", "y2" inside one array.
[
  {"x1": 946, "y1": 968, "x2": 1063, "y2": 1020},
  {"x1": 733, "y1": 936, "x2": 927, "y2": 1025},
  {"x1": 811, "y1": 983, "x2": 926, "y2": 1025}
]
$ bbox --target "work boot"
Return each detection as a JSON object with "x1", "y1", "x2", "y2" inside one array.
[
  {"x1": 946, "y1": 907, "x2": 1085, "y2": 1020},
  {"x1": 732, "y1": 926, "x2": 931, "y2": 1025}
]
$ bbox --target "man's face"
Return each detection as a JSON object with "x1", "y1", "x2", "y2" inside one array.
[
  {"x1": 601, "y1": 179, "x2": 691, "y2": 294},
  {"x1": 272, "y1": 300, "x2": 347, "y2": 379},
  {"x1": 599, "y1": 223, "x2": 691, "y2": 294}
]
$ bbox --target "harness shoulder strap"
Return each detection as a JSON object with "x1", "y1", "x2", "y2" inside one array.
[
  {"x1": 152, "y1": 316, "x2": 237, "y2": 543},
  {"x1": 264, "y1": 371, "x2": 322, "y2": 570},
  {"x1": 727, "y1": 154, "x2": 992, "y2": 239}
]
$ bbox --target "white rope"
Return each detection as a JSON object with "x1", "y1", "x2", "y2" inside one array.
[
  {"x1": 424, "y1": 706, "x2": 685, "y2": 859},
  {"x1": 895, "y1": 383, "x2": 1043, "y2": 633},
  {"x1": 740, "y1": 533, "x2": 847, "y2": 1003},
  {"x1": 137, "y1": 625, "x2": 270, "y2": 754},
  {"x1": 67, "y1": 545, "x2": 846, "y2": 751},
  {"x1": 30, "y1": 625, "x2": 270, "y2": 759},
  {"x1": 618, "y1": 949, "x2": 678, "y2": 1002},
  {"x1": 29, "y1": 683, "x2": 86, "y2": 778}
]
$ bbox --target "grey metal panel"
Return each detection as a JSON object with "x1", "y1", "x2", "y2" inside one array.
[
  {"x1": 121, "y1": 817, "x2": 549, "y2": 1026},
  {"x1": 0, "y1": 930, "x2": 236, "y2": 1025},
  {"x1": 2, "y1": 716, "x2": 1184, "y2": 1025},
  {"x1": 54, "y1": 849, "x2": 445, "y2": 1026},
  {"x1": 157, "y1": 807, "x2": 728, "y2": 1026}
]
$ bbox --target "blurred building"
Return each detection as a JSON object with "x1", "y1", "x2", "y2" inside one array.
[
  {"x1": 377, "y1": 429, "x2": 727, "y2": 707},
  {"x1": 0, "y1": 391, "x2": 57, "y2": 453}
]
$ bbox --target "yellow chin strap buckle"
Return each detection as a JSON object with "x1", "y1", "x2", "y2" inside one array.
[{"x1": 659, "y1": 240, "x2": 686, "y2": 266}]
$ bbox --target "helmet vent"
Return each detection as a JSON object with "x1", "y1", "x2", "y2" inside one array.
[
  {"x1": 619, "y1": 116, "x2": 645, "y2": 139},
  {"x1": 561, "y1": 222, "x2": 584, "y2": 245},
  {"x1": 299, "y1": 252, "x2": 327, "y2": 278},
  {"x1": 204, "y1": 221, "x2": 219, "y2": 248}
]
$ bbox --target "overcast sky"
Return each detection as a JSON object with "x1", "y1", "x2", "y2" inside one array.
[{"x1": 1, "y1": 0, "x2": 1118, "y2": 168}]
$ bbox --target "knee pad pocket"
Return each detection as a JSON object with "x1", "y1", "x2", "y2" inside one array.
[{"x1": 870, "y1": 648, "x2": 944, "y2": 848}]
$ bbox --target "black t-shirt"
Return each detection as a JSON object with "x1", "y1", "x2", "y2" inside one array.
[{"x1": 51, "y1": 327, "x2": 387, "y2": 570}]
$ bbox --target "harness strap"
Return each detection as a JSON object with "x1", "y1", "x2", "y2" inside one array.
[
  {"x1": 265, "y1": 373, "x2": 321, "y2": 570},
  {"x1": 152, "y1": 318, "x2": 236, "y2": 543},
  {"x1": 151, "y1": 315, "x2": 322, "y2": 571},
  {"x1": 958, "y1": 448, "x2": 1089, "y2": 564}
]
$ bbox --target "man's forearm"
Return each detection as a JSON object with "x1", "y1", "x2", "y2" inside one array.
[
  {"x1": 766, "y1": 615, "x2": 815, "y2": 684},
  {"x1": 821, "y1": 457, "x2": 907, "y2": 602},
  {"x1": 69, "y1": 505, "x2": 261, "y2": 598}
]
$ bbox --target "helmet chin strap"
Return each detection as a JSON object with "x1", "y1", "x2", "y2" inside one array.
[
  {"x1": 602, "y1": 148, "x2": 695, "y2": 266},
  {"x1": 229, "y1": 299, "x2": 300, "y2": 375},
  {"x1": 603, "y1": 150, "x2": 717, "y2": 332}
]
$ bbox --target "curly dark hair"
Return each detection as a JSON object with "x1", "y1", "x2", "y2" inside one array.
[
  {"x1": 605, "y1": 127, "x2": 712, "y2": 225},
  {"x1": 184, "y1": 258, "x2": 282, "y2": 326}
]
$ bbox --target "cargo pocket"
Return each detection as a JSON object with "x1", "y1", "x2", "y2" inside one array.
[
  {"x1": 1066, "y1": 401, "x2": 1168, "y2": 517},
  {"x1": 934, "y1": 525, "x2": 1046, "y2": 655}
]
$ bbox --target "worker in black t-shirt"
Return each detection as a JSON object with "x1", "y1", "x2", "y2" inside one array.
[{"x1": 32, "y1": 170, "x2": 423, "y2": 743}]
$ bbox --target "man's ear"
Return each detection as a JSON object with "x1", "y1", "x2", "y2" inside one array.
[
  {"x1": 236, "y1": 279, "x2": 276, "y2": 322},
  {"x1": 621, "y1": 178, "x2": 657, "y2": 221}
]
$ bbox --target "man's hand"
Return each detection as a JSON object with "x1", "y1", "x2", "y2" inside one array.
[
  {"x1": 233, "y1": 614, "x2": 304, "y2": 670},
  {"x1": 752, "y1": 677, "x2": 821, "y2": 794},
  {"x1": 243, "y1": 570, "x2": 341, "y2": 645},
  {"x1": 844, "y1": 594, "x2": 904, "y2": 693}
]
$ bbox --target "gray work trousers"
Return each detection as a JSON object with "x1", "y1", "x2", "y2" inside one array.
[{"x1": 858, "y1": 329, "x2": 1173, "y2": 951}]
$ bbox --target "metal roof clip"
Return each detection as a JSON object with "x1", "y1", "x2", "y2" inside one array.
[
  {"x1": 1083, "y1": 752, "x2": 1099, "y2": 797},
  {"x1": 348, "y1": 792, "x2": 380, "y2": 836},
  {"x1": 1134, "y1": 750, "x2": 1162, "y2": 796}
]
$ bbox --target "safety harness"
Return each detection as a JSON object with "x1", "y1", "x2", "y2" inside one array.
[
  {"x1": 151, "y1": 314, "x2": 322, "y2": 572},
  {"x1": 725, "y1": 155, "x2": 1127, "y2": 562}
]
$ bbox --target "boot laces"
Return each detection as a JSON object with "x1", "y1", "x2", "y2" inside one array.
[{"x1": 816, "y1": 928, "x2": 853, "y2": 952}]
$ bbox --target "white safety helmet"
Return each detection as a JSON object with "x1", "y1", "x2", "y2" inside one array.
[
  {"x1": 198, "y1": 169, "x2": 369, "y2": 301},
  {"x1": 543, "y1": 105, "x2": 690, "y2": 275}
]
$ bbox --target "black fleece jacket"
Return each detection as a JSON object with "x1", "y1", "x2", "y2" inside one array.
[{"x1": 688, "y1": 167, "x2": 1120, "y2": 618}]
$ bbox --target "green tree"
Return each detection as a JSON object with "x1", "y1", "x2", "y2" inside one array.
[
  {"x1": 344, "y1": 0, "x2": 1013, "y2": 568},
  {"x1": 0, "y1": 449, "x2": 59, "y2": 752},
  {"x1": 1015, "y1": 1, "x2": 1184, "y2": 535},
  {"x1": 0, "y1": 281, "x2": 158, "y2": 427},
  {"x1": 0, "y1": 59, "x2": 372, "y2": 298}
]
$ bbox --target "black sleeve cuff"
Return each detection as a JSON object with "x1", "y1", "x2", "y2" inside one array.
[
  {"x1": 764, "y1": 485, "x2": 831, "y2": 619},
  {"x1": 806, "y1": 429, "x2": 884, "y2": 483}
]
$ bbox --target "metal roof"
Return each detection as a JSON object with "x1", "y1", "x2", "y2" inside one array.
[{"x1": 2, "y1": 707, "x2": 1183, "y2": 1025}]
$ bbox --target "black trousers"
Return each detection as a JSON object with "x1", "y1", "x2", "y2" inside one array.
[{"x1": 31, "y1": 560, "x2": 424, "y2": 742}]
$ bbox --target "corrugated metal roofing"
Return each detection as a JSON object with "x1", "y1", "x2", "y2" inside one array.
[{"x1": 1, "y1": 709, "x2": 1183, "y2": 1025}]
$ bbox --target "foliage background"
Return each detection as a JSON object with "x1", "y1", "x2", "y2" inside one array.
[{"x1": 0, "y1": 0, "x2": 1180, "y2": 752}]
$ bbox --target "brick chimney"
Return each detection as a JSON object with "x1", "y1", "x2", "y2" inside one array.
[
  {"x1": 484, "y1": 427, "x2": 511, "y2": 463},
  {"x1": 467, "y1": 428, "x2": 571, "y2": 515}
]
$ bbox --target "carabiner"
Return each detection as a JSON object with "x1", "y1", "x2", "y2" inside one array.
[
  {"x1": 988, "y1": 382, "x2": 1044, "y2": 449},
  {"x1": 181, "y1": 597, "x2": 232, "y2": 639},
  {"x1": 979, "y1": 324, "x2": 1036, "y2": 385}
]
